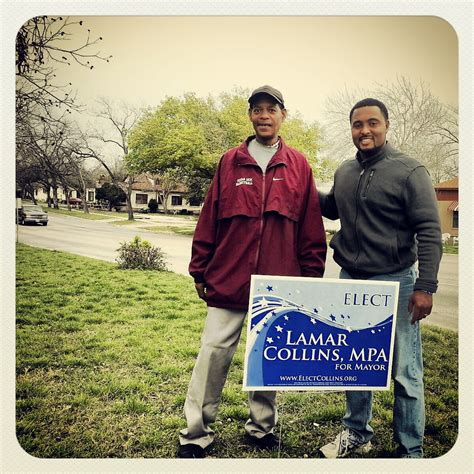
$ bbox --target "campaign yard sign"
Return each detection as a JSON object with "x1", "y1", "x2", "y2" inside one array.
[{"x1": 243, "y1": 275, "x2": 399, "y2": 391}]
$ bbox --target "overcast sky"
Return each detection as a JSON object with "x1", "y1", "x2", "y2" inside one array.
[{"x1": 53, "y1": 16, "x2": 458, "y2": 128}]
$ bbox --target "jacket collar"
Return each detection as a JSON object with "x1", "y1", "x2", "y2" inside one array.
[
  {"x1": 356, "y1": 141, "x2": 392, "y2": 169},
  {"x1": 235, "y1": 135, "x2": 288, "y2": 168}
]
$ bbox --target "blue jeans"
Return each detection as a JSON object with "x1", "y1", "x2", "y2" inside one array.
[{"x1": 340, "y1": 266, "x2": 425, "y2": 457}]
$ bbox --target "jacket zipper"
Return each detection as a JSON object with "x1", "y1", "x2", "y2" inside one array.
[
  {"x1": 362, "y1": 169, "x2": 375, "y2": 198},
  {"x1": 353, "y1": 168, "x2": 365, "y2": 267},
  {"x1": 253, "y1": 170, "x2": 266, "y2": 271}
]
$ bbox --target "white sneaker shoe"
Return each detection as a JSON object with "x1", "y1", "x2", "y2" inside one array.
[{"x1": 320, "y1": 428, "x2": 372, "y2": 458}]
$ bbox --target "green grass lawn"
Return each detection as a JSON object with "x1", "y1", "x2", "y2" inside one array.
[
  {"x1": 141, "y1": 225, "x2": 196, "y2": 236},
  {"x1": 110, "y1": 219, "x2": 142, "y2": 226},
  {"x1": 40, "y1": 206, "x2": 115, "y2": 221},
  {"x1": 442, "y1": 244, "x2": 459, "y2": 255},
  {"x1": 15, "y1": 244, "x2": 458, "y2": 459}
]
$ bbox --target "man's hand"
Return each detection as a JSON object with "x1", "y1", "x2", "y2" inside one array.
[
  {"x1": 195, "y1": 282, "x2": 207, "y2": 301},
  {"x1": 408, "y1": 291, "x2": 433, "y2": 324}
]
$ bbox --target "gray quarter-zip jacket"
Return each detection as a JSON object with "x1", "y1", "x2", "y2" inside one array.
[{"x1": 319, "y1": 143, "x2": 442, "y2": 293}]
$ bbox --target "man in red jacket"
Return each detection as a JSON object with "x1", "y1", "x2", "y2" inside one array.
[{"x1": 177, "y1": 85, "x2": 327, "y2": 458}]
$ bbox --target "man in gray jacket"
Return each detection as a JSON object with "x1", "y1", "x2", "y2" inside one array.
[{"x1": 319, "y1": 98, "x2": 442, "y2": 458}]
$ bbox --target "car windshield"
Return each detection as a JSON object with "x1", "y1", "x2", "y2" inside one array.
[{"x1": 23, "y1": 205, "x2": 44, "y2": 212}]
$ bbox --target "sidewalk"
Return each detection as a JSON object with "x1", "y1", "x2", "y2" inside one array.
[
  {"x1": 99, "y1": 211, "x2": 197, "y2": 226},
  {"x1": 69, "y1": 209, "x2": 199, "y2": 228}
]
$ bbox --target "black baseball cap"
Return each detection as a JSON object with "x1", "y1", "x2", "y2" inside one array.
[{"x1": 248, "y1": 85, "x2": 285, "y2": 108}]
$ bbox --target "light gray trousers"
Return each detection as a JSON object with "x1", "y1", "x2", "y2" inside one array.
[{"x1": 179, "y1": 306, "x2": 277, "y2": 448}]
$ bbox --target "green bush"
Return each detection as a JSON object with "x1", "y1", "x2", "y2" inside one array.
[
  {"x1": 116, "y1": 236, "x2": 167, "y2": 270},
  {"x1": 148, "y1": 199, "x2": 158, "y2": 213}
]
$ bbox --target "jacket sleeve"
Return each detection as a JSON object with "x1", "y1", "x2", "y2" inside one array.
[
  {"x1": 318, "y1": 185, "x2": 339, "y2": 220},
  {"x1": 188, "y1": 160, "x2": 221, "y2": 283},
  {"x1": 404, "y1": 166, "x2": 443, "y2": 293},
  {"x1": 297, "y1": 167, "x2": 327, "y2": 277}
]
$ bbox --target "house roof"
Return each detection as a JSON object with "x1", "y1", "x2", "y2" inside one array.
[
  {"x1": 434, "y1": 177, "x2": 458, "y2": 190},
  {"x1": 447, "y1": 201, "x2": 459, "y2": 211},
  {"x1": 127, "y1": 173, "x2": 188, "y2": 193},
  {"x1": 132, "y1": 181, "x2": 158, "y2": 192}
]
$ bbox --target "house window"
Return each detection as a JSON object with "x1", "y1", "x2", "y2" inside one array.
[
  {"x1": 87, "y1": 190, "x2": 95, "y2": 202},
  {"x1": 171, "y1": 195, "x2": 183, "y2": 206},
  {"x1": 136, "y1": 193, "x2": 148, "y2": 205},
  {"x1": 188, "y1": 198, "x2": 201, "y2": 207},
  {"x1": 452, "y1": 211, "x2": 459, "y2": 229}
]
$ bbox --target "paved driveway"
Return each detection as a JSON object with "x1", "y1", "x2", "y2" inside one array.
[{"x1": 17, "y1": 213, "x2": 458, "y2": 331}]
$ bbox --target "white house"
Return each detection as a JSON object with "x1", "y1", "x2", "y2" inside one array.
[
  {"x1": 128, "y1": 174, "x2": 202, "y2": 213},
  {"x1": 34, "y1": 186, "x2": 79, "y2": 203},
  {"x1": 86, "y1": 174, "x2": 203, "y2": 214}
]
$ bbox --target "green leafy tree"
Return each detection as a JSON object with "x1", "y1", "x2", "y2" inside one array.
[
  {"x1": 183, "y1": 175, "x2": 212, "y2": 208},
  {"x1": 217, "y1": 89, "x2": 253, "y2": 149},
  {"x1": 127, "y1": 89, "x2": 329, "y2": 197},
  {"x1": 127, "y1": 94, "x2": 220, "y2": 179},
  {"x1": 280, "y1": 112, "x2": 333, "y2": 180},
  {"x1": 95, "y1": 182, "x2": 126, "y2": 211}
]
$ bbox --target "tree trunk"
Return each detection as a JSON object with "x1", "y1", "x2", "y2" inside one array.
[
  {"x1": 52, "y1": 187, "x2": 59, "y2": 209},
  {"x1": 76, "y1": 164, "x2": 89, "y2": 214},
  {"x1": 126, "y1": 179, "x2": 134, "y2": 221},
  {"x1": 26, "y1": 185, "x2": 37, "y2": 204},
  {"x1": 155, "y1": 191, "x2": 161, "y2": 212},
  {"x1": 162, "y1": 191, "x2": 169, "y2": 213},
  {"x1": 77, "y1": 167, "x2": 90, "y2": 214},
  {"x1": 65, "y1": 187, "x2": 71, "y2": 211}
]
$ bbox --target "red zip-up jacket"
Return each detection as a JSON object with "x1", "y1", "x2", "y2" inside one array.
[{"x1": 189, "y1": 137, "x2": 327, "y2": 310}]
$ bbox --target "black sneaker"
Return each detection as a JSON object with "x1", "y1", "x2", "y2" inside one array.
[
  {"x1": 177, "y1": 443, "x2": 205, "y2": 458},
  {"x1": 245, "y1": 433, "x2": 281, "y2": 451}
]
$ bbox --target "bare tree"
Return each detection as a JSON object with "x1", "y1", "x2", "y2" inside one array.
[
  {"x1": 429, "y1": 103, "x2": 459, "y2": 181},
  {"x1": 18, "y1": 119, "x2": 84, "y2": 208},
  {"x1": 151, "y1": 168, "x2": 185, "y2": 214},
  {"x1": 16, "y1": 16, "x2": 112, "y2": 210},
  {"x1": 87, "y1": 98, "x2": 143, "y2": 220},
  {"x1": 16, "y1": 16, "x2": 111, "y2": 125},
  {"x1": 321, "y1": 76, "x2": 458, "y2": 183}
]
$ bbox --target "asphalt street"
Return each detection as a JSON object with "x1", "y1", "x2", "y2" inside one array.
[{"x1": 17, "y1": 213, "x2": 458, "y2": 331}]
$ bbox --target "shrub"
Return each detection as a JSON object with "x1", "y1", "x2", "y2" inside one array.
[
  {"x1": 116, "y1": 236, "x2": 168, "y2": 271},
  {"x1": 148, "y1": 199, "x2": 158, "y2": 213}
]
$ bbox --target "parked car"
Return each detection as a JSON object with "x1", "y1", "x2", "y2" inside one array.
[
  {"x1": 17, "y1": 204, "x2": 48, "y2": 226},
  {"x1": 61, "y1": 197, "x2": 82, "y2": 206},
  {"x1": 68, "y1": 197, "x2": 82, "y2": 205}
]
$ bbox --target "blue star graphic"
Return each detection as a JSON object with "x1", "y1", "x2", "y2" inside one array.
[
  {"x1": 266, "y1": 285, "x2": 273, "y2": 291},
  {"x1": 330, "y1": 314, "x2": 336, "y2": 321}
]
